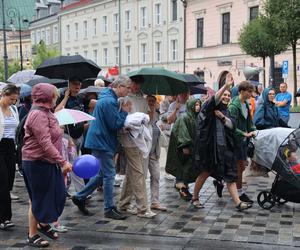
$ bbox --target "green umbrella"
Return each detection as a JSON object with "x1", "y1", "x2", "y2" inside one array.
[{"x1": 128, "y1": 67, "x2": 188, "y2": 95}]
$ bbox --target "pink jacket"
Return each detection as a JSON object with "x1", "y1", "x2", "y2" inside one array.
[{"x1": 22, "y1": 83, "x2": 66, "y2": 166}]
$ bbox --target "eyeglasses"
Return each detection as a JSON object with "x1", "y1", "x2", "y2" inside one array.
[{"x1": 268, "y1": 93, "x2": 275, "y2": 95}]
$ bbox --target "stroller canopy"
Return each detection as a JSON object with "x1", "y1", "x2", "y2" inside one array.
[{"x1": 253, "y1": 128, "x2": 295, "y2": 170}]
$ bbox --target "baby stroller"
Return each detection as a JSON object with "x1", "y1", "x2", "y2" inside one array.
[{"x1": 251, "y1": 127, "x2": 300, "y2": 210}]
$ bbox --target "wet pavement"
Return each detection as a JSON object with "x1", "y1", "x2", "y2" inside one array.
[{"x1": 1, "y1": 161, "x2": 300, "y2": 249}]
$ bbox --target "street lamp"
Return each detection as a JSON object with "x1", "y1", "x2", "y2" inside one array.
[
  {"x1": 181, "y1": 0, "x2": 187, "y2": 73},
  {"x1": 7, "y1": 7, "x2": 29, "y2": 71},
  {"x1": 1, "y1": 0, "x2": 9, "y2": 81}
]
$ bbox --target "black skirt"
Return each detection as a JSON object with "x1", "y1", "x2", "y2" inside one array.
[{"x1": 22, "y1": 160, "x2": 66, "y2": 223}]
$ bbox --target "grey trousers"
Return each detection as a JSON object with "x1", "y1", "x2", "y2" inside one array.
[{"x1": 143, "y1": 152, "x2": 160, "y2": 204}]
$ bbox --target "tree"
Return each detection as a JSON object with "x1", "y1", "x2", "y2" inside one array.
[
  {"x1": 0, "y1": 60, "x2": 21, "y2": 82},
  {"x1": 238, "y1": 17, "x2": 287, "y2": 87},
  {"x1": 264, "y1": 0, "x2": 300, "y2": 105},
  {"x1": 32, "y1": 41, "x2": 60, "y2": 69}
]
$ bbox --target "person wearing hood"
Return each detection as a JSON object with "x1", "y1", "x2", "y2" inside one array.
[
  {"x1": 0, "y1": 84, "x2": 20, "y2": 231},
  {"x1": 192, "y1": 74, "x2": 252, "y2": 211},
  {"x1": 165, "y1": 98, "x2": 201, "y2": 200},
  {"x1": 22, "y1": 83, "x2": 72, "y2": 248},
  {"x1": 253, "y1": 88, "x2": 284, "y2": 129}
]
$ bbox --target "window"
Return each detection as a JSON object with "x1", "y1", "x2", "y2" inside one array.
[
  {"x1": 31, "y1": 31, "x2": 36, "y2": 45},
  {"x1": 75, "y1": 23, "x2": 79, "y2": 39},
  {"x1": 249, "y1": 6, "x2": 259, "y2": 21},
  {"x1": 45, "y1": 28, "x2": 50, "y2": 45},
  {"x1": 196, "y1": 18, "x2": 204, "y2": 47},
  {"x1": 171, "y1": 39, "x2": 178, "y2": 61},
  {"x1": 66, "y1": 25, "x2": 70, "y2": 41},
  {"x1": 155, "y1": 3, "x2": 161, "y2": 25},
  {"x1": 103, "y1": 48, "x2": 108, "y2": 65},
  {"x1": 36, "y1": 30, "x2": 41, "y2": 43},
  {"x1": 103, "y1": 16, "x2": 108, "y2": 33},
  {"x1": 140, "y1": 7, "x2": 146, "y2": 28},
  {"x1": 53, "y1": 26, "x2": 58, "y2": 43},
  {"x1": 41, "y1": 29, "x2": 45, "y2": 42},
  {"x1": 126, "y1": 45, "x2": 131, "y2": 64},
  {"x1": 125, "y1": 10, "x2": 131, "y2": 31},
  {"x1": 93, "y1": 18, "x2": 97, "y2": 36},
  {"x1": 83, "y1": 20, "x2": 88, "y2": 38},
  {"x1": 93, "y1": 49, "x2": 98, "y2": 64},
  {"x1": 114, "y1": 47, "x2": 119, "y2": 65},
  {"x1": 171, "y1": 0, "x2": 177, "y2": 21},
  {"x1": 222, "y1": 12, "x2": 230, "y2": 44},
  {"x1": 113, "y1": 13, "x2": 119, "y2": 32},
  {"x1": 83, "y1": 50, "x2": 88, "y2": 58},
  {"x1": 155, "y1": 41, "x2": 161, "y2": 62},
  {"x1": 141, "y1": 43, "x2": 147, "y2": 64},
  {"x1": 14, "y1": 45, "x2": 19, "y2": 58}
]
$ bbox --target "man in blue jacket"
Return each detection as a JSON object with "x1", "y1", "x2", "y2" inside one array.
[{"x1": 72, "y1": 76, "x2": 131, "y2": 220}]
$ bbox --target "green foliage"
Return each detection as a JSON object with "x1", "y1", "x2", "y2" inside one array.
[
  {"x1": 290, "y1": 105, "x2": 300, "y2": 112},
  {"x1": 32, "y1": 41, "x2": 60, "y2": 69},
  {"x1": 238, "y1": 17, "x2": 287, "y2": 59},
  {"x1": 0, "y1": 60, "x2": 21, "y2": 82},
  {"x1": 264, "y1": 0, "x2": 300, "y2": 46}
]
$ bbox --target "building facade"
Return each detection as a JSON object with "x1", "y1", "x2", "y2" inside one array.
[
  {"x1": 186, "y1": 0, "x2": 300, "y2": 103},
  {"x1": 59, "y1": 0, "x2": 185, "y2": 74}
]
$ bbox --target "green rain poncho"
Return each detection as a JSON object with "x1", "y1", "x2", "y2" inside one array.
[{"x1": 165, "y1": 99, "x2": 200, "y2": 184}]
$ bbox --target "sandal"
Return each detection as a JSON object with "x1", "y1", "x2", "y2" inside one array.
[
  {"x1": 38, "y1": 223, "x2": 58, "y2": 240},
  {"x1": 191, "y1": 199, "x2": 205, "y2": 209},
  {"x1": 236, "y1": 201, "x2": 252, "y2": 211},
  {"x1": 179, "y1": 187, "x2": 192, "y2": 201},
  {"x1": 27, "y1": 234, "x2": 49, "y2": 248}
]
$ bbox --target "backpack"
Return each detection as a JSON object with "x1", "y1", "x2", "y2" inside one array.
[{"x1": 15, "y1": 106, "x2": 43, "y2": 166}]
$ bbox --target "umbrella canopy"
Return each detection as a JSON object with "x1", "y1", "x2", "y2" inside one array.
[
  {"x1": 25, "y1": 76, "x2": 68, "y2": 88},
  {"x1": 16, "y1": 83, "x2": 32, "y2": 98},
  {"x1": 128, "y1": 67, "x2": 188, "y2": 95},
  {"x1": 179, "y1": 73, "x2": 205, "y2": 85},
  {"x1": 189, "y1": 84, "x2": 207, "y2": 95},
  {"x1": 0, "y1": 82, "x2": 7, "y2": 91},
  {"x1": 35, "y1": 55, "x2": 101, "y2": 80},
  {"x1": 7, "y1": 70, "x2": 36, "y2": 84},
  {"x1": 54, "y1": 108, "x2": 95, "y2": 126},
  {"x1": 79, "y1": 86, "x2": 104, "y2": 95},
  {"x1": 296, "y1": 89, "x2": 300, "y2": 97}
]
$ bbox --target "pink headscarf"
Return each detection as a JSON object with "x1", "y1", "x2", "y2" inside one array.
[{"x1": 31, "y1": 83, "x2": 57, "y2": 109}]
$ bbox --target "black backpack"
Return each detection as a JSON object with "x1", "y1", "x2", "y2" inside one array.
[{"x1": 15, "y1": 106, "x2": 43, "y2": 166}]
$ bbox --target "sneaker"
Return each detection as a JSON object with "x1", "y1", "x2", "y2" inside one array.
[
  {"x1": 0, "y1": 220, "x2": 14, "y2": 230},
  {"x1": 10, "y1": 193, "x2": 19, "y2": 200},
  {"x1": 71, "y1": 196, "x2": 90, "y2": 215},
  {"x1": 239, "y1": 193, "x2": 254, "y2": 204},
  {"x1": 213, "y1": 180, "x2": 224, "y2": 198},
  {"x1": 137, "y1": 210, "x2": 156, "y2": 218},
  {"x1": 105, "y1": 207, "x2": 127, "y2": 220},
  {"x1": 121, "y1": 206, "x2": 138, "y2": 215}
]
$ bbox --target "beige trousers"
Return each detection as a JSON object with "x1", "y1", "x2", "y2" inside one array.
[{"x1": 119, "y1": 147, "x2": 148, "y2": 213}]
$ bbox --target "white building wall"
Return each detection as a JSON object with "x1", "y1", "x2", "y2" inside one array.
[{"x1": 59, "y1": 0, "x2": 184, "y2": 74}]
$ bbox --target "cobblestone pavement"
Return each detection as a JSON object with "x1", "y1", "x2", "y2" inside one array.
[{"x1": 1, "y1": 164, "x2": 300, "y2": 249}]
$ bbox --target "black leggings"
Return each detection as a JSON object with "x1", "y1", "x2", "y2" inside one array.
[{"x1": 0, "y1": 138, "x2": 16, "y2": 223}]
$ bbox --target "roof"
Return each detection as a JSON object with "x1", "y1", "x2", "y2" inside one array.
[
  {"x1": 61, "y1": 0, "x2": 93, "y2": 12},
  {"x1": 0, "y1": 0, "x2": 36, "y2": 30}
]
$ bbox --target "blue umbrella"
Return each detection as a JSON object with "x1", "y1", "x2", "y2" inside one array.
[{"x1": 16, "y1": 83, "x2": 32, "y2": 98}]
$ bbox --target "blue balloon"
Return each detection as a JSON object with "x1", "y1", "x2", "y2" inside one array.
[{"x1": 73, "y1": 155, "x2": 101, "y2": 179}]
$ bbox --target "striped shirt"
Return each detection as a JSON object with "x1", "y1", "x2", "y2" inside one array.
[{"x1": 3, "y1": 115, "x2": 18, "y2": 140}]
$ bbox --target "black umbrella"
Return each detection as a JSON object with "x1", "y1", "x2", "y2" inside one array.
[
  {"x1": 35, "y1": 55, "x2": 101, "y2": 80},
  {"x1": 179, "y1": 73, "x2": 205, "y2": 85},
  {"x1": 25, "y1": 76, "x2": 68, "y2": 88},
  {"x1": 189, "y1": 84, "x2": 207, "y2": 95},
  {"x1": 296, "y1": 89, "x2": 300, "y2": 97}
]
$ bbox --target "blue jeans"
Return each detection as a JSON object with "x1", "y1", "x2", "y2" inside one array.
[{"x1": 75, "y1": 150, "x2": 115, "y2": 211}]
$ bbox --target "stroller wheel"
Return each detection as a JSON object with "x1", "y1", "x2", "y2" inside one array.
[
  {"x1": 257, "y1": 191, "x2": 275, "y2": 210},
  {"x1": 275, "y1": 197, "x2": 288, "y2": 205}
]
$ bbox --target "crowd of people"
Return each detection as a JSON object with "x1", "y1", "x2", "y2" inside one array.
[{"x1": 0, "y1": 73, "x2": 293, "y2": 248}]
